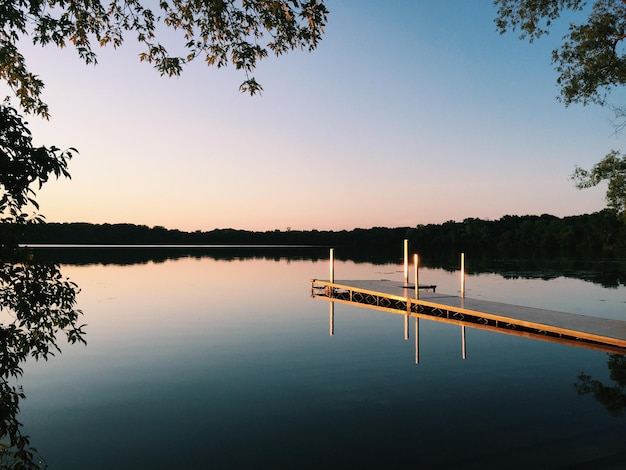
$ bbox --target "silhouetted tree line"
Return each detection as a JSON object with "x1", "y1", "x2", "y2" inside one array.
[
  {"x1": 15, "y1": 210, "x2": 626, "y2": 257},
  {"x1": 406, "y1": 210, "x2": 626, "y2": 258},
  {"x1": 11, "y1": 212, "x2": 626, "y2": 287},
  {"x1": 17, "y1": 222, "x2": 413, "y2": 255}
]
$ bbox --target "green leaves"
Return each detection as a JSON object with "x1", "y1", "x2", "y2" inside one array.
[
  {"x1": 0, "y1": 38, "x2": 49, "y2": 117},
  {"x1": 495, "y1": 1, "x2": 626, "y2": 220},
  {"x1": 0, "y1": 105, "x2": 76, "y2": 223},
  {"x1": 155, "y1": 0, "x2": 328, "y2": 92},
  {"x1": 494, "y1": 0, "x2": 586, "y2": 41},
  {"x1": 572, "y1": 150, "x2": 626, "y2": 218},
  {"x1": 0, "y1": 261, "x2": 86, "y2": 372},
  {"x1": 555, "y1": 1, "x2": 626, "y2": 106},
  {"x1": 0, "y1": 103, "x2": 82, "y2": 467},
  {"x1": 0, "y1": 247, "x2": 86, "y2": 468},
  {"x1": 494, "y1": 0, "x2": 626, "y2": 106},
  {"x1": 0, "y1": 380, "x2": 38, "y2": 469},
  {"x1": 1, "y1": 0, "x2": 329, "y2": 112}
]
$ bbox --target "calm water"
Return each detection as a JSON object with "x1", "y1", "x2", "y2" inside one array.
[{"x1": 15, "y1": 253, "x2": 626, "y2": 468}]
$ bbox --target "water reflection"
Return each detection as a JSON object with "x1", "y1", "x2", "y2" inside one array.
[
  {"x1": 0, "y1": 247, "x2": 84, "y2": 468},
  {"x1": 330, "y1": 300, "x2": 473, "y2": 363},
  {"x1": 328, "y1": 289, "x2": 626, "y2": 437},
  {"x1": 29, "y1": 245, "x2": 626, "y2": 288},
  {"x1": 12, "y1": 253, "x2": 626, "y2": 468},
  {"x1": 575, "y1": 354, "x2": 626, "y2": 416},
  {"x1": 321, "y1": 289, "x2": 626, "y2": 358}
]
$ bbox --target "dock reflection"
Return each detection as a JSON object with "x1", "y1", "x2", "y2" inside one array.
[{"x1": 321, "y1": 292, "x2": 626, "y2": 360}]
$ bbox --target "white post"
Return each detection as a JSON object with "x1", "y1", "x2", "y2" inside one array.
[
  {"x1": 414, "y1": 253, "x2": 419, "y2": 300},
  {"x1": 329, "y1": 301, "x2": 334, "y2": 336},
  {"x1": 403, "y1": 239, "x2": 409, "y2": 286},
  {"x1": 460, "y1": 252, "x2": 465, "y2": 298},
  {"x1": 329, "y1": 248, "x2": 334, "y2": 284}
]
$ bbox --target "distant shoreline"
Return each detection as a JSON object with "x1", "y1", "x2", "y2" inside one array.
[
  {"x1": 12, "y1": 211, "x2": 626, "y2": 257},
  {"x1": 20, "y1": 244, "x2": 319, "y2": 249}
]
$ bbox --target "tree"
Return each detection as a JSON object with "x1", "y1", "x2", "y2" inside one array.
[
  {"x1": 494, "y1": 0, "x2": 626, "y2": 106},
  {"x1": 494, "y1": 0, "x2": 626, "y2": 216},
  {"x1": 1, "y1": 104, "x2": 85, "y2": 467},
  {"x1": 572, "y1": 149, "x2": 626, "y2": 218},
  {"x1": 2, "y1": 0, "x2": 329, "y2": 117},
  {"x1": 0, "y1": 1, "x2": 328, "y2": 466},
  {"x1": 0, "y1": 106, "x2": 75, "y2": 222}
]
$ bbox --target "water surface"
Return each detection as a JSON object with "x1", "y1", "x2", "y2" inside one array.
[{"x1": 17, "y1": 253, "x2": 626, "y2": 468}]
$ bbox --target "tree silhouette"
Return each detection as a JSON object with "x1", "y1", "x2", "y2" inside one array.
[{"x1": 575, "y1": 354, "x2": 626, "y2": 417}]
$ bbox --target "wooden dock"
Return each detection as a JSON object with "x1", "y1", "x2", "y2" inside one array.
[{"x1": 311, "y1": 279, "x2": 626, "y2": 355}]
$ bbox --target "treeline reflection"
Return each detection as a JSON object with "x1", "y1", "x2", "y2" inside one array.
[
  {"x1": 30, "y1": 246, "x2": 626, "y2": 288},
  {"x1": 575, "y1": 354, "x2": 626, "y2": 417}
]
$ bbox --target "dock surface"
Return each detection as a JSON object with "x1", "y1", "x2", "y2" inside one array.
[{"x1": 311, "y1": 279, "x2": 626, "y2": 354}]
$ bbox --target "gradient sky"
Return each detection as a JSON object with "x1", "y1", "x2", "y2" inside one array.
[{"x1": 11, "y1": 1, "x2": 621, "y2": 231}]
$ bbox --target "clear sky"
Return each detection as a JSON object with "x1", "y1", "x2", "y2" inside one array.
[{"x1": 14, "y1": 1, "x2": 621, "y2": 232}]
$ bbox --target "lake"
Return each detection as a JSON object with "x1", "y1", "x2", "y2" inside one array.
[{"x1": 15, "y1": 249, "x2": 626, "y2": 468}]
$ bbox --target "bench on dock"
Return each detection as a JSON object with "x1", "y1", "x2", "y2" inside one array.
[{"x1": 418, "y1": 285, "x2": 437, "y2": 292}]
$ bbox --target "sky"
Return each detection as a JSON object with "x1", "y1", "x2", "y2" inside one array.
[{"x1": 11, "y1": 1, "x2": 623, "y2": 232}]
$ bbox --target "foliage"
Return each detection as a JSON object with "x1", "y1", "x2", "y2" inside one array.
[
  {"x1": 494, "y1": 0, "x2": 626, "y2": 106},
  {"x1": 495, "y1": 0, "x2": 626, "y2": 215},
  {"x1": 0, "y1": 103, "x2": 83, "y2": 466},
  {"x1": 0, "y1": 252, "x2": 84, "y2": 468},
  {"x1": 572, "y1": 149, "x2": 626, "y2": 218},
  {"x1": 0, "y1": 260, "x2": 85, "y2": 370},
  {"x1": 0, "y1": 105, "x2": 75, "y2": 225},
  {"x1": 1, "y1": 0, "x2": 329, "y2": 115}
]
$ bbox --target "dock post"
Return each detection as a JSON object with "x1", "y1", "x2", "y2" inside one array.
[
  {"x1": 327, "y1": 248, "x2": 335, "y2": 298},
  {"x1": 329, "y1": 301, "x2": 334, "y2": 336},
  {"x1": 460, "y1": 252, "x2": 465, "y2": 298},
  {"x1": 414, "y1": 253, "x2": 419, "y2": 300},
  {"x1": 403, "y1": 239, "x2": 409, "y2": 287}
]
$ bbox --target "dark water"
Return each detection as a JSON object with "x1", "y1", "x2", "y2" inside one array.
[{"x1": 15, "y1": 254, "x2": 626, "y2": 468}]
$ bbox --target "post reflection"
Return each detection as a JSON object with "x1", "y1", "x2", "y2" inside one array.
[
  {"x1": 415, "y1": 317, "x2": 419, "y2": 365},
  {"x1": 327, "y1": 305, "x2": 472, "y2": 363},
  {"x1": 461, "y1": 298, "x2": 467, "y2": 360},
  {"x1": 316, "y1": 288, "x2": 626, "y2": 358},
  {"x1": 404, "y1": 314, "x2": 409, "y2": 341},
  {"x1": 325, "y1": 301, "x2": 626, "y2": 363},
  {"x1": 461, "y1": 326, "x2": 467, "y2": 360}
]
